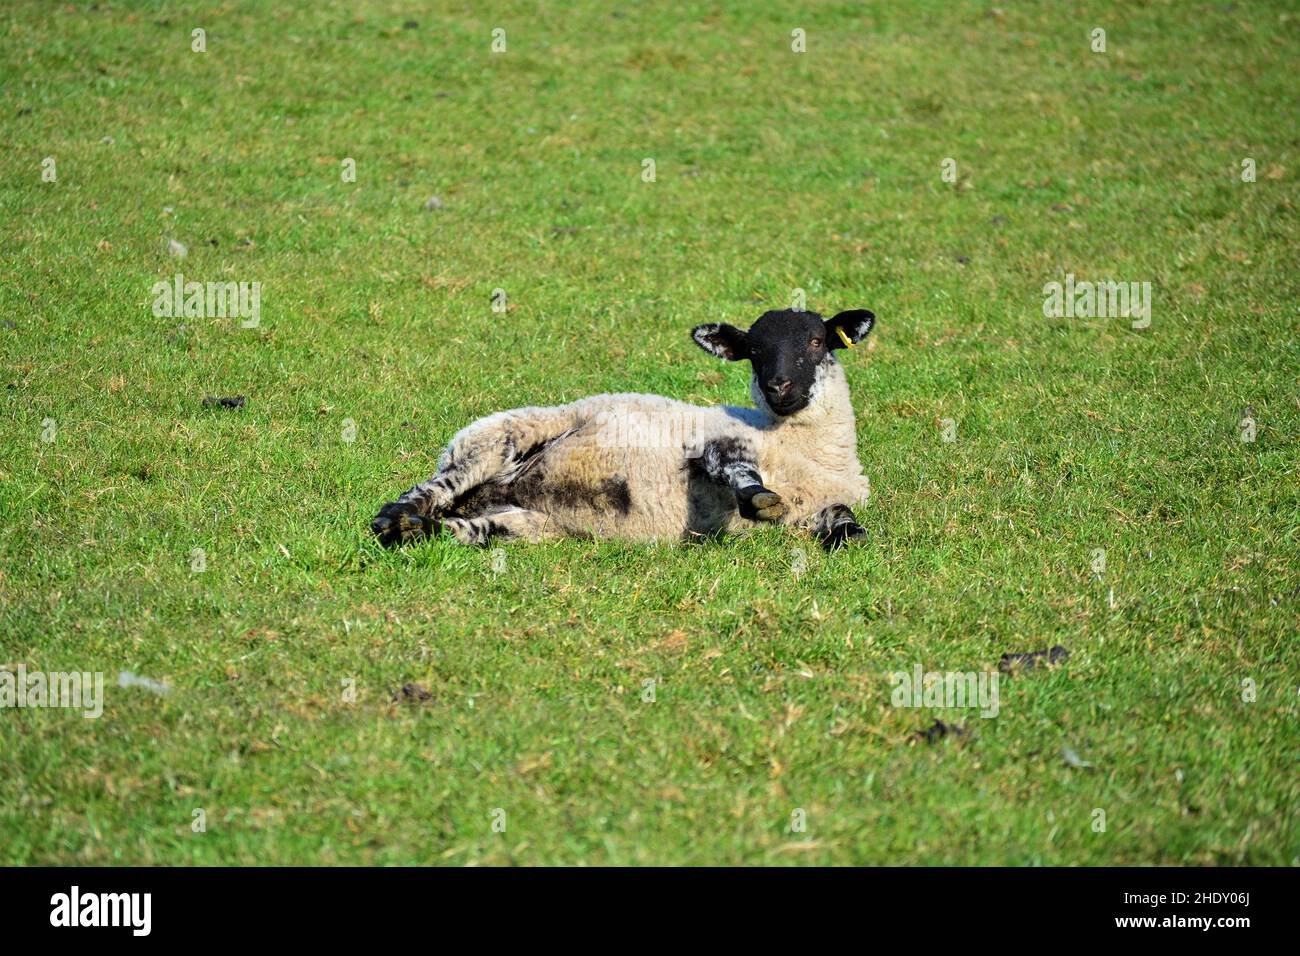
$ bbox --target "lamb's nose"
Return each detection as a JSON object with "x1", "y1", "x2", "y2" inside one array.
[{"x1": 767, "y1": 378, "x2": 793, "y2": 397}]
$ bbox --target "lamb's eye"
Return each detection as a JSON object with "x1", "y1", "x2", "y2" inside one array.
[{"x1": 809, "y1": 337, "x2": 823, "y2": 348}]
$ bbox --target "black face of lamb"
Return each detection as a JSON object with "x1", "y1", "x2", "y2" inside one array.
[
  {"x1": 745, "y1": 311, "x2": 829, "y2": 415},
  {"x1": 691, "y1": 308, "x2": 876, "y2": 416}
]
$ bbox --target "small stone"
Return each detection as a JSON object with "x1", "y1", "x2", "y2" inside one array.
[
  {"x1": 423, "y1": 195, "x2": 446, "y2": 211},
  {"x1": 911, "y1": 719, "x2": 967, "y2": 744},
  {"x1": 167, "y1": 238, "x2": 187, "y2": 258},
  {"x1": 999, "y1": 645, "x2": 1070, "y2": 674},
  {"x1": 392, "y1": 683, "x2": 433, "y2": 703}
]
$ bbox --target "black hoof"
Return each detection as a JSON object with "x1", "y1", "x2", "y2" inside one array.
[
  {"x1": 737, "y1": 485, "x2": 785, "y2": 521},
  {"x1": 821, "y1": 522, "x2": 867, "y2": 551},
  {"x1": 371, "y1": 501, "x2": 436, "y2": 547}
]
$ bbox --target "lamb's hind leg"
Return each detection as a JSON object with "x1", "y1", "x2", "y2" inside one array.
[
  {"x1": 442, "y1": 506, "x2": 559, "y2": 546},
  {"x1": 372, "y1": 407, "x2": 578, "y2": 547}
]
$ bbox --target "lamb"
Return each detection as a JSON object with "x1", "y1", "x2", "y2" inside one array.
[{"x1": 371, "y1": 307, "x2": 877, "y2": 551}]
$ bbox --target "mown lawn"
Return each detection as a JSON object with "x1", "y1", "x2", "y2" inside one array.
[{"x1": 1, "y1": 0, "x2": 1296, "y2": 865}]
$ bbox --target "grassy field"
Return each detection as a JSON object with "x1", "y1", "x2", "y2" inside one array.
[{"x1": 1, "y1": 0, "x2": 1296, "y2": 865}]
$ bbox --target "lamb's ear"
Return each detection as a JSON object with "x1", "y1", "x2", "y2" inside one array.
[
  {"x1": 691, "y1": 323, "x2": 749, "y2": 361},
  {"x1": 825, "y1": 310, "x2": 875, "y2": 350}
]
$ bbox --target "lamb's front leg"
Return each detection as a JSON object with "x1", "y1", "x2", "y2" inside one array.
[
  {"x1": 698, "y1": 438, "x2": 785, "y2": 521},
  {"x1": 809, "y1": 503, "x2": 867, "y2": 550}
]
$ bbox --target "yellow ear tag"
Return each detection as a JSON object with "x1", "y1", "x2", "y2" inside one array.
[{"x1": 835, "y1": 326, "x2": 856, "y2": 349}]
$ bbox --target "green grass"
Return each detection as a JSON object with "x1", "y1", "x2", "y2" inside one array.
[{"x1": 1, "y1": 0, "x2": 1296, "y2": 865}]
